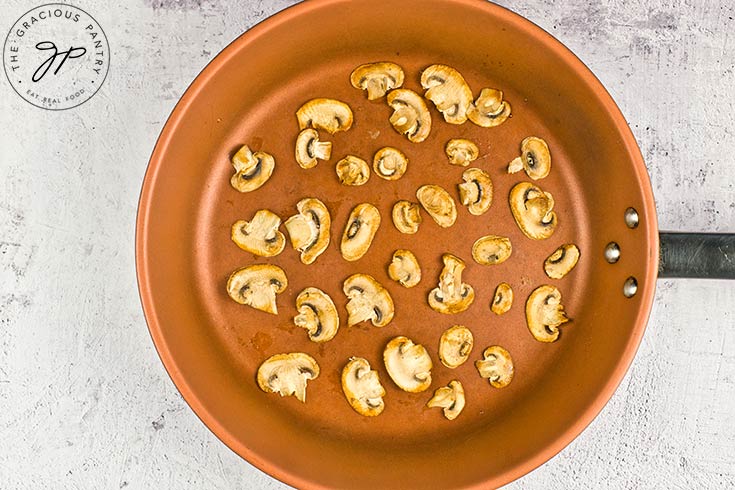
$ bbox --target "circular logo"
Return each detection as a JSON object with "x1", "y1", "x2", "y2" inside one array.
[{"x1": 3, "y1": 3, "x2": 109, "y2": 110}]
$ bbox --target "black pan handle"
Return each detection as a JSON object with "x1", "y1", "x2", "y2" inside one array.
[{"x1": 659, "y1": 232, "x2": 735, "y2": 279}]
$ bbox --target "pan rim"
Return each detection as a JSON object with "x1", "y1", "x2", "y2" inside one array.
[{"x1": 135, "y1": 0, "x2": 660, "y2": 488}]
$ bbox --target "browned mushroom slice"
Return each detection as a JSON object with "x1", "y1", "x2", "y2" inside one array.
[
  {"x1": 256, "y1": 353, "x2": 319, "y2": 402},
  {"x1": 472, "y1": 235, "x2": 512, "y2": 265},
  {"x1": 229, "y1": 145, "x2": 275, "y2": 193},
  {"x1": 392, "y1": 200, "x2": 422, "y2": 234},
  {"x1": 373, "y1": 147, "x2": 408, "y2": 180},
  {"x1": 336, "y1": 155, "x2": 370, "y2": 186},
  {"x1": 383, "y1": 336, "x2": 433, "y2": 393},
  {"x1": 416, "y1": 184, "x2": 457, "y2": 228},
  {"x1": 526, "y1": 285, "x2": 570, "y2": 342},
  {"x1": 231, "y1": 209, "x2": 285, "y2": 257},
  {"x1": 296, "y1": 98, "x2": 353, "y2": 134},
  {"x1": 388, "y1": 249, "x2": 421, "y2": 288},
  {"x1": 544, "y1": 244, "x2": 580, "y2": 279},
  {"x1": 420, "y1": 64, "x2": 473, "y2": 125},
  {"x1": 467, "y1": 88, "x2": 512, "y2": 127},
  {"x1": 438, "y1": 325, "x2": 474, "y2": 368},
  {"x1": 340, "y1": 203, "x2": 380, "y2": 261},
  {"x1": 226, "y1": 264, "x2": 287, "y2": 315},
  {"x1": 475, "y1": 346, "x2": 514, "y2": 388},
  {"x1": 445, "y1": 139, "x2": 479, "y2": 166},
  {"x1": 427, "y1": 380, "x2": 465, "y2": 420},
  {"x1": 386, "y1": 89, "x2": 432, "y2": 143},
  {"x1": 490, "y1": 282, "x2": 513, "y2": 315},
  {"x1": 458, "y1": 168, "x2": 493, "y2": 216},
  {"x1": 341, "y1": 357, "x2": 386, "y2": 416},
  {"x1": 428, "y1": 254, "x2": 475, "y2": 314},
  {"x1": 295, "y1": 129, "x2": 332, "y2": 169},
  {"x1": 507, "y1": 136, "x2": 551, "y2": 180},
  {"x1": 343, "y1": 274, "x2": 394, "y2": 327},
  {"x1": 509, "y1": 182, "x2": 557, "y2": 240},
  {"x1": 283, "y1": 198, "x2": 331, "y2": 264},
  {"x1": 350, "y1": 62, "x2": 405, "y2": 100},
  {"x1": 294, "y1": 287, "x2": 339, "y2": 343}
]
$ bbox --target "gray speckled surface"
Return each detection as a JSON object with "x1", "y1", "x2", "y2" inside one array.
[{"x1": 1, "y1": 1, "x2": 733, "y2": 488}]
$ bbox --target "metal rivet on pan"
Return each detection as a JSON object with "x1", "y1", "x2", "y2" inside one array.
[
  {"x1": 623, "y1": 276, "x2": 638, "y2": 298},
  {"x1": 604, "y1": 242, "x2": 621, "y2": 264},
  {"x1": 625, "y1": 207, "x2": 639, "y2": 229}
]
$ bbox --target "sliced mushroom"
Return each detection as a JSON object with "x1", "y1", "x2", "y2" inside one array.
[
  {"x1": 296, "y1": 98, "x2": 353, "y2": 134},
  {"x1": 467, "y1": 88, "x2": 511, "y2": 128},
  {"x1": 294, "y1": 287, "x2": 339, "y2": 343},
  {"x1": 475, "y1": 346, "x2": 514, "y2": 388},
  {"x1": 420, "y1": 64, "x2": 473, "y2": 125},
  {"x1": 226, "y1": 264, "x2": 287, "y2": 315},
  {"x1": 416, "y1": 184, "x2": 457, "y2": 228},
  {"x1": 391, "y1": 200, "x2": 422, "y2": 234},
  {"x1": 507, "y1": 136, "x2": 551, "y2": 180},
  {"x1": 350, "y1": 62, "x2": 405, "y2": 100},
  {"x1": 336, "y1": 155, "x2": 370, "y2": 186},
  {"x1": 491, "y1": 282, "x2": 513, "y2": 315},
  {"x1": 340, "y1": 203, "x2": 380, "y2": 261},
  {"x1": 429, "y1": 254, "x2": 475, "y2": 314},
  {"x1": 388, "y1": 249, "x2": 421, "y2": 288},
  {"x1": 427, "y1": 380, "x2": 465, "y2": 420},
  {"x1": 341, "y1": 357, "x2": 386, "y2": 417},
  {"x1": 229, "y1": 145, "x2": 275, "y2": 193},
  {"x1": 386, "y1": 89, "x2": 432, "y2": 143},
  {"x1": 526, "y1": 285, "x2": 570, "y2": 342},
  {"x1": 438, "y1": 325, "x2": 474, "y2": 369},
  {"x1": 256, "y1": 353, "x2": 319, "y2": 403},
  {"x1": 458, "y1": 168, "x2": 493, "y2": 216},
  {"x1": 295, "y1": 129, "x2": 332, "y2": 169},
  {"x1": 284, "y1": 198, "x2": 331, "y2": 264},
  {"x1": 544, "y1": 244, "x2": 580, "y2": 279},
  {"x1": 509, "y1": 182, "x2": 558, "y2": 240},
  {"x1": 472, "y1": 235, "x2": 512, "y2": 265},
  {"x1": 343, "y1": 274, "x2": 394, "y2": 327},
  {"x1": 231, "y1": 209, "x2": 285, "y2": 257},
  {"x1": 445, "y1": 139, "x2": 479, "y2": 166},
  {"x1": 373, "y1": 147, "x2": 408, "y2": 180},
  {"x1": 383, "y1": 336, "x2": 433, "y2": 393}
]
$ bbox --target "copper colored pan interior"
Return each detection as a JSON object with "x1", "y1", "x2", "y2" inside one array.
[{"x1": 136, "y1": 1, "x2": 659, "y2": 489}]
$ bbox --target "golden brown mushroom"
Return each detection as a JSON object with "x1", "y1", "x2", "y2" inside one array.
[
  {"x1": 471, "y1": 235, "x2": 512, "y2": 266},
  {"x1": 458, "y1": 167, "x2": 493, "y2": 216},
  {"x1": 341, "y1": 357, "x2": 386, "y2": 416},
  {"x1": 507, "y1": 136, "x2": 551, "y2": 180},
  {"x1": 294, "y1": 287, "x2": 339, "y2": 343},
  {"x1": 420, "y1": 64, "x2": 473, "y2": 125},
  {"x1": 296, "y1": 98, "x2": 353, "y2": 134},
  {"x1": 544, "y1": 244, "x2": 580, "y2": 279},
  {"x1": 416, "y1": 184, "x2": 457, "y2": 228},
  {"x1": 438, "y1": 325, "x2": 474, "y2": 369},
  {"x1": 343, "y1": 274, "x2": 394, "y2": 327},
  {"x1": 526, "y1": 285, "x2": 570, "y2": 342},
  {"x1": 475, "y1": 346, "x2": 514, "y2": 388},
  {"x1": 350, "y1": 62, "x2": 405, "y2": 100},
  {"x1": 336, "y1": 155, "x2": 370, "y2": 186},
  {"x1": 445, "y1": 139, "x2": 479, "y2": 166},
  {"x1": 226, "y1": 264, "x2": 287, "y2": 315},
  {"x1": 388, "y1": 249, "x2": 421, "y2": 288},
  {"x1": 295, "y1": 129, "x2": 332, "y2": 169},
  {"x1": 229, "y1": 145, "x2": 275, "y2": 193},
  {"x1": 391, "y1": 200, "x2": 422, "y2": 234},
  {"x1": 373, "y1": 147, "x2": 408, "y2": 180},
  {"x1": 383, "y1": 336, "x2": 433, "y2": 393},
  {"x1": 490, "y1": 282, "x2": 513, "y2": 315},
  {"x1": 428, "y1": 254, "x2": 475, "y2": 314},
  {"x1": 340, "y1": 203, "x2": 381, "y2": 261},
  {"x1": 231, "y1": 209, "x2": 285, "y2": 257},
  {"x1": 256, "y1": 353, "x2": 319, "y2": 402},
  {"x1": 427, "y1": 380, "x2": 465, "y2": 420},
  {"x1": 386, "y1": 89, "x2": 432, "y2": 143},
  {"x1": 467, "y1": 88, "x2": 512, "y2": 127},
  {"x1": 284, "y1": 198, "x2": 331, "y2": 265},
  {"x1": 509, "y1": 182, "x2": 558, "y2": 240}
]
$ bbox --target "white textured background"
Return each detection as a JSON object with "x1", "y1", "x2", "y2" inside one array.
[{"x1": 1, "y1": 0, "x2": 734, "y2": 488}]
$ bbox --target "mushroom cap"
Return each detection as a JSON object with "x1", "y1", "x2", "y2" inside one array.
[
  {"x1": 343, "y1": 273, "x2": 395, "y2": 327},
  {"x1": 284, "y1": 197, "x2": 331, "y2": 265},
  {"x1": 467, "y1": 88, "x2": 512, "y2": 128},
  {"x1": 471, "y1": 235, "x2": 512, "y2": 266},
  {"x1": 391, "y1": 200, "x2": 422, "y2": 234},
  {"x1": 230, "y1": 145, "x2": 275, "y2": 193},
  {"x1": 491, "y1": 282, "x2": 513, "y2": 315},
  {"x1": 526, "y1": 285, "x2": 570, "y2": 342},
  {"x1": 373, "y1": 146, "x2": 408, "y2": 181},
  {"x1": 341, "y1": 357, "x2": 386, "y2": 417},
  {"x1": 509, "y1": 182, "x2": 558, "y2": 240},
  {"x1": 383, "y1": 336, "x2": 433, "y2": 393},
  {"x1": 231, "y1": 209, "x2": 285, "y2": 257},
  {"x1": 426, "y1": 380, "x2": 465, "y2": 420},
  {"x1": 256, "y1": 352, "x2": 320, "y2": 403},
  {"x1": 294, "y1": 287, "x2": 340, "y2": 343},
  {"x1": 386, "y1": 89, "x2": 432, "y2": 143},
  {"x1": 475, "y1": 346, "x2": 514, "y2": 388},
  {"x1": 340, "y1": 203, "x2": 381, "y2": 261},
  {"x1": 544, "y1": 243, "x2": 580, "y2": 279},
  {"x1": 420, "y1": 64, "x2": 474, "y2": 125},
  {"x1": 295, "y1": 129, "x2": 332, "y2": 169},
  {"x1": 458, "y1": 167, "x2": 493, "y2": 216},
  {"x1": 428, "y1": 253, "x2": 475, "y2": 314},
  {"x1": 350, "y1": 62, "x2": 405, "y2": 100},
  {"x1": 438, "y1": 325, "x2": 474, "y2": 369},
  {"x1": 336, "y1": 155, "x2": 370, "y2": 186},
  {"x1": 388, "y1": 249, "x2": 422, "y2": 288},
  {"x1": 445, "y1": 139, "x2": 479, "y2": 166},
  {"x1": 508, "y1": 136, "x2": 551, "y2": 180},
  {"x1": 226, "y1": 264, "x2": 287, "y2": 315},
  {"x1": 416, "y1": 184, "x2": 457, "y2": 228},
  {"x1": 296, "y1": 98, "x2": 354, "y2": 134}
]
